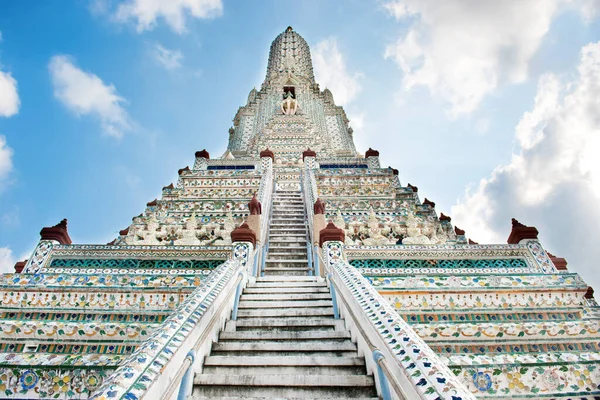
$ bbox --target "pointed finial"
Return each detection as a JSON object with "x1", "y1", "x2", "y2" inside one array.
[
  {"x1": 40, "y1": 219, "x2": 72, "y2": 244},
  {"x1": 507, "y1": 218, "x2": 539, "y2": 244}
]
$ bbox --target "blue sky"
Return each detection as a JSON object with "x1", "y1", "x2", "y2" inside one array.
[{"x1": 0, "y1": 0, "x2": 599, "y2": 288}]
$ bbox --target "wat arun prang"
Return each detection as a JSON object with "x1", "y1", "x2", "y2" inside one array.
[{"x1": 4, "y1": 27, "x2": 599, "y2": 399}]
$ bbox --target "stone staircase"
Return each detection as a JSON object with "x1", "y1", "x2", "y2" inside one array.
[
  {"x1": 192, "y1": 276, "x2": 377, "y2": 399},
  {"x1": 264, "y1": 189, "x2": 310, "y2": 276}
]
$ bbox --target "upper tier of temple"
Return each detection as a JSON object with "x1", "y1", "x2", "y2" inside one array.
[
  {"x1": 227, "y1": 27, "x2": 358, "y2": 164},
  {"x1": 265, "y1": 26, "x2": 316, "y2": 85}
]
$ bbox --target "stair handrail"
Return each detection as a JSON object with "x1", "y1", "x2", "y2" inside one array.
[
  {"x1": 90, "y1": 243, "x2": 255, "y2": 400},
  {"x1": 256, "y1": 163, "x2": 274, "y2": 276},
  {"x1": 301, "y1": 167, "x2": 318, "y2": 274},
  {"x1": 321, "y1": 241, "x2": 475, "y2": 400},
  {"x1": 257, "y1": 162, "x2": 274, "y2": 245}
]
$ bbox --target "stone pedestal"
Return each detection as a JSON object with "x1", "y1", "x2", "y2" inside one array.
[
  {"x1": 247, "y1": 215, "x2": 261, "y2": 245},
  {"x1": 313, "y1": 214, "x2": 326, "y2": 246}
]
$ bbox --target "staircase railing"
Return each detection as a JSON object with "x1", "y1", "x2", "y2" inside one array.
[
  {"x1": 321, "y1": 241, "x2": 475, "y2": 400},
  {"x1": 90, "y1": 243, "x2": 255, "y2": 400},
  {"x1": 301, "y1": 167, "x2": 318, "y2": 275},
  {"x1": 256, "y1": 163, "x2": 274, "y2": 276}
]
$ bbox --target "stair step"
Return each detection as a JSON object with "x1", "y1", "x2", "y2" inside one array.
[
  {"x1": 256, "y1": 276, "x2": 319, "y2": 282},
  {"x1": 211, "y1": 341, "x2": 357, "y2": 352},
  {"x1": 219, "y1": 330, "x2": 348, "y2": 340},
  {"x1": 265, "y1": 254, "x2": 309, "y2": 260},
  {"x1": 194, "y1": 397, "x2": 377, "y2": 400},
  {"x1": 235, "y1": 317, "x2": 344, "y2": 329},
  {"x1": 267, "y1": 244, "x2": 307, "y2": 248},
  {"x1": 241, "y1": 293, "x2": 331, "y2": 300},
  {"x1": 263, "y1": 268, "x2": 311, "y2": 273},
  {"x1": 194, "y1": 374, "x2": 373, "y2": 387},
  {"x1": 237, "y1": 307, "x2": 333, "y2": 318},
  {"x1": 249, "y1": 282, "x2": 325, "y2": 288},
  {"x1": 263, "y1": 269, "x2": 311, "y2": 276},
  {"x1": 265, "y1": 260, "x2": 309, "y2": 264},
  {"x1": 192, "y1": 381, "x2": 377, "y2": 399},
  {"x1": 204, "y1": 355, "x2": 364, "y2": 367},
  {"x1": 238, "y1": 300, "x2": 333, "y2": 308},
  {"x1": 244, "y1": 287, "x2": 329, "y2": 294},
  {"x1": 201, "y1": 365, "x2": 366, "y2": 376}
]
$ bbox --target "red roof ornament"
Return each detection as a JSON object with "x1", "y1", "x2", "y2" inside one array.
[
  {"x1": 259, "y1": 148, "x2": 274, "y2": 160},
  {"x1": 585, "y1": 287, "x2": 595, "y2": 299},
  {"x1": 454, "y1": 226, "x2": 465, "y2": 236},
  {"x1": 319, "y1": 221, "x2": 345, "y2": 247},
  {"x1": 423, "y1": 198, "x2": 435, "y2": 208},
  {"x1": 388, "y1": 167, "x2": 399, "y2": 176},
  {"x1": 146, "y1": 199, "x2": 158, "y2": 207},
  {"x1": 119, "y1": 227, "x2": 129, "y2": 236},
  {"x1": 163, "y1": 183, "x2": 174, "y2": 190},
  {"x1": 40, "y1": 219, "x2": 72, "y2": 245},
  {"x1": 248, "y1": 194, "x2": 262, "y2": 215},
  {"x1": 468, "y1": 239, "x2": 479, "y2": 245},
  {"x1": 14, "y1": 260, "x2": 26, "y2": 273},
  {"x1": 314, "y1": 198, "x2": 326, "y2": 215},
  {"x1": 365, "y1": 148, "x2": 380, "y2": 158},
  {"x1": 178, "y1": 166, "x2": 190, "y2": 175},
  {"x1": 231, "y1": 222, "x2": 256, "y2": 246},
  {"x1": 302, "y1": 148, "x2": 317, "y2": 160},
  {"x1": 439, "y1": 213, "x2": 451, "y2": 222},
  {"x1": 547, "y1": 252, "x2": 568, "y2": 271},
  {"x1": 195, "y1": 149, "x2": 210, "y2": 159},
  {"x1": 507, "y1": 218, "x2": 539, "y2": 244},
  {"x1": 407, "y1": 183, "x2": 418, "y2": 192}
]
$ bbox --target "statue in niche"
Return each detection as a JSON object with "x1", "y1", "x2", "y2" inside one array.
[
  {"x1": 362, "y1": 209, "x2": 392, "y2": 246},
  {"x1": 281, "y1": 90, "x2": 298, "y2": 115},
  {"x1": 178, "y1": 212, "x2": 200, "y2": 245},
  {"x1": 334, "y1": 210, "x2": 346, "y2": 230},
  {"x1": 159, "y1": 225, "x2": 181, "y2": 245},
  {"x1": 141, "y1": 214, "x2": 162, "y2": 245},
  {"x1": 402, "y1": 212, "x2": 431, "y2": 245},
  {"x1": 220, "y1": 211, "x2": 236, "y2": 244}
]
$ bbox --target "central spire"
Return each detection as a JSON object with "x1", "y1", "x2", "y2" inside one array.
[{"x1": 264, "y1": 27, "x2": 315, "y2": 85}]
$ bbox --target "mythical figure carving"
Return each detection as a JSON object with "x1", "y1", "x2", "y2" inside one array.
[
  {"x1": 402, "y1": 212, "x2": 431, "y2": 245},
  {"x1": 281, "y1": 90, "x2": 298, "y2": 115}
]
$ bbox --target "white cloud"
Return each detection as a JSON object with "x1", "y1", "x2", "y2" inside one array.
[
  {"x1": 152, "y1": 43, "x2": 184, "y2": 70},
  {"x1": 0, "y1": 247, "x2": 14, "y2": 274},
  {"x1": 0, "y1": 70, "x2": 19, "y2": 117},
  {"x1": 384, "y1": 0, "x2": 570, "y2": 115},
  {"x1": 313, "y1": 37, "x2": 363, "y2": 105},
  {"x1": 452, "y1": 41, "x2": 600, "y2": 290},
  {"x1": 49, "y1": 55, "x2": 134, "y2": 139},
  {"x1": 0, "y1": 30, "x2": 19, "y2": 117},
  {"x1": 0, "y1": 135, "x2": 13, "y2": 183},
  {"x1": 115, "y1": 0, "x2": 223, "y2": 34}
]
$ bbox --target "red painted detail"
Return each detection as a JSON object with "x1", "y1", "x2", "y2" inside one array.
[
  {"x1": 319, "y1": 222, "x2": 345, "y2": 247},
  {"x1": 231, "y1": 222, "x2": 256, "y2": 246},
  {"x1": 507, "y1": 218, "x2": 539, "y2": 244},
  {"x1": 40, "y1": 219, "x2": 72, "y2": 245}
]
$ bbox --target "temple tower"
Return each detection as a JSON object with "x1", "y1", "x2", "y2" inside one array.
[{"x1": 2, "y1": 27, "x2": 598, "y2": 400}]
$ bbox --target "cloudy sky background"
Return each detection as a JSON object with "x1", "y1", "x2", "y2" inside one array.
[{"x1": 0, "y1": 0, "x2": 599, "y2": 287}]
